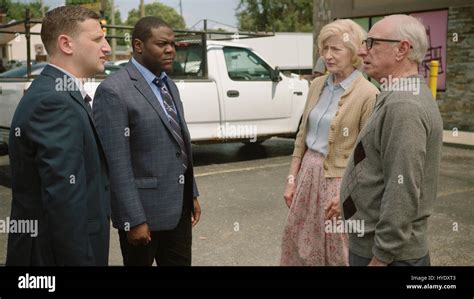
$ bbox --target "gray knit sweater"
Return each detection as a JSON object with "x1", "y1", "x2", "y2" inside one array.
[{"x1": 340, "y1": 75, "x2": 443, "y2": 264}]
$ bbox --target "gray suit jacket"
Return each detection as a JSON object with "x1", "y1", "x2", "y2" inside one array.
[{"x1": 93, "y1": 62, "x2": 199, "y2": 231}]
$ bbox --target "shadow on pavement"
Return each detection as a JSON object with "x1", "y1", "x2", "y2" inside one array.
[{"x1": 192, "y1": 137, "x2": 295, "y2": 167}]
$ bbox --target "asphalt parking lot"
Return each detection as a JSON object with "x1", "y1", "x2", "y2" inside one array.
[{"x1": 0, "y1": 138, "x2": 473, "y2": 266}]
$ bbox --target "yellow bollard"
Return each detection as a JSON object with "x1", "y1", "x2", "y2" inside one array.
[{"x1": 429, "y1": 60, "x2": 439, "y2": 99}]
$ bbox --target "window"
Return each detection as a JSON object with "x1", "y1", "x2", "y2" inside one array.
[
  {"x1": 172, "y1": 42, "x2": 205, "y2": 79},
  {"x1": 223, "y1": 47, "x2": 272, "y2": 81}
]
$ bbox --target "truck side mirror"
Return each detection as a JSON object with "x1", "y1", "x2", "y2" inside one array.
[{"x1": 271, "y1": 67, "x2": 281, "y2": 82}]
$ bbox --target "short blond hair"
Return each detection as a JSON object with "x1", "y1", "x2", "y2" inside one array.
[{"x1": 317, "y1": 19, "x2": 366, "y2": 68}]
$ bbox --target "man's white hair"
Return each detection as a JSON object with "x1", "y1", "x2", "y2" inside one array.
[{"x1": 387, "y1": 14, "x2": 428, "y2": 64}]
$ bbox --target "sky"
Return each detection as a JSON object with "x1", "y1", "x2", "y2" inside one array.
[{"x1": 37, "y1": 0, "x2": 240, "y2": 30}]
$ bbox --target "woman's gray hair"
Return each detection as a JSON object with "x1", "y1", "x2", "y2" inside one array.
[{"x1": 389, "y1": 15, "x2": 428, "y2": 64}]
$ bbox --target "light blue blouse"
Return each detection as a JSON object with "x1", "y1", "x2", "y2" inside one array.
[{"x1": 305, "y1": 70, "x2": 360, "y2": 156}]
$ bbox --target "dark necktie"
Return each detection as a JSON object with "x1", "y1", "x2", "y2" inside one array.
[
  {"x1": 83, "y1": 94, "x2": 93, "y2": 114},
  {"x1": 153, "y1": 78, "x2": 188, "y2": 170},
  {"x1": 84, "y1": 94, "x2": 92, "y2": 108}
]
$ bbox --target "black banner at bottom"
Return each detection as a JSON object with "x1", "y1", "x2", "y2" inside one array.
[{"x1": 0, "y1": 266, "x2": 472, "y2": 298}]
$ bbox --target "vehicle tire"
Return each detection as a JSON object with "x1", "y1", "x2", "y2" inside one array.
[{"x1": 241, "y1": 138, "x2": 268, "y2": 146}]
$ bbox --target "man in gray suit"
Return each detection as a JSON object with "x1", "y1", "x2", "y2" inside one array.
[
  {"x1": 339, "y1": 15, "x2": 443, "y2": 266},
  {"x1": 93, "y1": 16, "x2": 201, "y2": 266}
]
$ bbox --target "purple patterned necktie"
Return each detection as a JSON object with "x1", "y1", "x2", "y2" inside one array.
[{"x1": 153, "y1": 78, "x2": 188, "y2": 170}]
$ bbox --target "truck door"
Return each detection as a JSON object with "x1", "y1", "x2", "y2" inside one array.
[
  {"x1": 219, "y1": 46, "x2": 292, "y2": 134},
  {"x1": 172, "y1": 42, "x2": 221, "y2": 141}
]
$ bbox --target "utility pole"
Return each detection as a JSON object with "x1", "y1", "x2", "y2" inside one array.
[
  {"x1": 140, "y1": 0, "x2": 145, "y2": 17},
  {"x1": 179, "y1": 0, "x2": 183, "y2": 18},
  {"x1": 25, "y1": 8, "x2": 31, "y2": 77},
  {"x1": 111, "y1": 0, "x2": 116, "y2": 60},
  {"x1": 40, "y1": 0, "x2": 45, "y2": 17},
  {"x1": 100, "y1": 0, "x2": 107, "y2": 19},
  {"x1": 313, "y1": 0, "x2": 331, "y2": 64}
]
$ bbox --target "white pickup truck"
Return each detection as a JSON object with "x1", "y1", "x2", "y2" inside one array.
[{"x1": 0, "y1": 39, "x2": 309, "y2": 155}]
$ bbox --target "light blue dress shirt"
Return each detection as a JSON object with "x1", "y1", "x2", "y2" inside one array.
[
  {"x1": 131, "y1": 57, "x2": 176, "y2": 119},
  {"x1": 305, "y1": 69, "x2": 360, "y2": 156}
]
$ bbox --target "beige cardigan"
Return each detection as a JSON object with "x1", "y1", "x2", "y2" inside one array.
[{"x1": 293, "y1": 72, "x2": 379, "y2": 177}]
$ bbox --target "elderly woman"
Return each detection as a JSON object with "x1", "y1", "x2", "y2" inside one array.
[{"x1": 280, "y1": 19, "x2": 379, "y2": 266}]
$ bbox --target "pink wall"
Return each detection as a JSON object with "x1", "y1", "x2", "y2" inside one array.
[{"x1": 411, "y1": 10, "x2": 448, "y2": 90}]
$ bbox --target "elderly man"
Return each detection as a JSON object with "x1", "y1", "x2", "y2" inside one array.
[{"x1": 340, "y1": 14, "x2": 443, "y2": 266}]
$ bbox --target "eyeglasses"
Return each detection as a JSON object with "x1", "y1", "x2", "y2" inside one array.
[{"x1": 362, "y1": 37, "x2": 413, "y2": 50}]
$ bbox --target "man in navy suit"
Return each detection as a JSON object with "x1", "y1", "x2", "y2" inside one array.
[
  {"x1": 7, "y1": 6, "x2": 111, "y2": 266},
  {"x1": 93, "y1": 17, "x2": 201, "y2": 266}
]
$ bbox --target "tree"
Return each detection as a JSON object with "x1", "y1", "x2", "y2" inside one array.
[
  {"x1": 65, "y1": 0, "x2": 122, "y2": 24},
  {"x1": 65, "y1": 0, "x2": 126, "y2": 45},
  {"x1": 0, "y1": 0, "x2": 46, "y2": 21},
  {"x1": 125, "y1": 2, "x2": 185, "y2": 30},
  {"x1": 237, "y1": 0, "x2": 313, "y2": 32}
]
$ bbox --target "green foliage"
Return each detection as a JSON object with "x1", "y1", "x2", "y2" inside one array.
[
  {"x1": 237, "y1": 0, "x2": 313, "y2": 32},
  {"x1": 0, "y1": 0, "x2": 46, "y2": 21},
  {"x1": 65, "y1": 0, "x2": 122, "y2": 24},
  {"x1": 66, "y1": 0, "x2": 94, "y2": 4},
  {"x1": 64, "y1": 0, "x2": 126, "y2": 45},
  {"x1": 125, "y1": 2, "x2": 185, "y2": 30}
]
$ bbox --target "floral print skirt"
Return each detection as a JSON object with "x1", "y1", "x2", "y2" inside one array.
[{"x1": 280, "y1": 149, "x2": 348, "y2": 266}]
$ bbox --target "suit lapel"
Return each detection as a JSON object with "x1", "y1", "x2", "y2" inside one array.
[
  {"x1": 69, "y1": 90, "x2": 108, "y2": 161},
  {"x1": 126, "y1": 63, "x2": 181, "y2": 146},
  {"x1": 42, "y1": 65, "x2": 96, "y2": 123},
  {"x1": 69, "y1": 90, "x2": 94, "y2": 121}
]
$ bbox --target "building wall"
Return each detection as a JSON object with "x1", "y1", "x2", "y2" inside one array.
[
  {"x1": 437, "y1": 5, "x2": 474, "y2": 131},
  {"x1": 7, "y1": 24, "x2": 43, "y2": 62},
  {"x1": 331, "y1": 0, "x2": 474, "y2": 19}
]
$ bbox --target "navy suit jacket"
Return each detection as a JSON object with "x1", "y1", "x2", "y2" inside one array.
[{"x1": 7, "y1": 65, "x2": 111, "y2": 266}]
